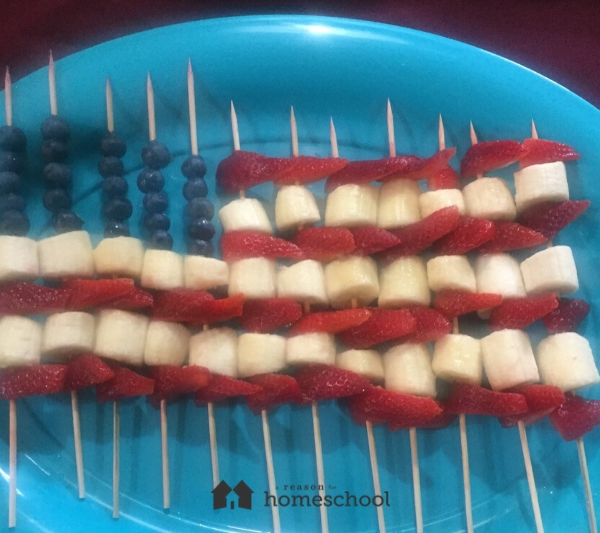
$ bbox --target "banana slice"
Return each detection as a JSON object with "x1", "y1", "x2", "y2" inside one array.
[
  {"x1": 514, "y1": 161, "x2": 569, "y2": 213},
  {"x1": 238, "y1": 333, "x2": 287, "y2": 378},
  {"x1": 0, "y1": 316, "x2": 42, "y2": 367},
  {"x1": 277, "y1": 259, "x2": 328, "y2": 305},
  {"x1": 377, "y1": 179, "x2": 421, "y2": 229},
  {"x1": 189, "y1": 327, "x2": 238, "y2": 378},
  {"x1": 93, "y1": 236, "x2": 145, "y2": 278},
  {"x1": 379, "y1": 256, "x2": 430, "y2": 308},
  {"x1": 325, "y1": 184, "x2": 379, "y2": 227},
  {"x1": 229, "y1": 257, "x2": 277, "y2": 299},
  {"x1": 427, "y1": 255, "x2": 476, "y2": 293},
  {"x1": 0, "y1": 236, "x2": 39, "y2": 282},
  {"x1": 219, "y1": 198, "x2": 272, "y2": 234},
  {"x1": 475, "y1": 253, "x2": 526, "y2": 297},
  {"x1": 419, "y1": 189, "x2": 465, "y2": 218},
  {"x1": 144, "y1": 320, "x2": 190, "y2": 367},
  {"x1": 184, "y1": 256, "x2": 229, "y2": 291},
  {"x1": 141, "y1": 249, "x2": 184, "y2": 290},
  {"x1": 462, "y1": 177, "x2": 517, "y2": 221},
  {"x1": 325, "y1": 256, "x2": 379, "y2": 308},
  {"x1": 38, "y1": 230, "x2": 95, "y2": 279},
  {"x1": 520, "y1": 245, "x2": 578, "y2": 295},
  {"x1": 94, "y1": 310, "x2": 149, "y2": 366},
  {"x1": 286, "y1": 332, "x2": 336, "y2": 366},
  {"x1": 42, "y1": 312, "x2": 95, "y2": 359},
  {"x1": 383, "y1": 343, "x2": 437, "y2": 397},
  {"x1": 275, "y1": 185, "x2": 320, "y2": 231},
  {"x1": 432, "y1": 334, "x2": 482, "y2": 385},
  {"x1": 336, "y1": 349, "x2": 384, "y2": 383}
]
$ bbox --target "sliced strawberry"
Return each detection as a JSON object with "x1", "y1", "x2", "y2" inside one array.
[
  {"x1": 65, "y1": 278, "x2": 135, "y2": 310},
  {"x1": 101, "y1": 287, "x2": 154, "y2": 310},
  {"x1": 0, "y1": 364, "x2": 68, "y2": 400},
  {"x1": 147, "y1": 365, "x2": 210, "y2": 405},
  {"x1": 412, "y1": 408, "x2": 456, "y2": 430},
  {"x1": 460, "y1": 140, "x2": 523, "y2": 178},
  {"x1": 152, "y1": 289, "x2": 215, "y2": 322},
  {"x1": 350, "y1": 226, "x2": 400, "y2": 256},
  {"x1": 187, "y1": 294, "x2": 245, "y2": 325},
  {"x1": 272, "y1": 155, "x2": 348, "y2": 185},
  {"x1": 405, "y1": 306, "x2": 452, "y2": 342},
  {"x1": 194, "y1": 374, "x2": 262, "y2": 405},
  {"x1": 96, "y1": 363, "x2": 155, "y2": 403},
  {"x1": 338, "y1": 308, "x2": 417, "y2": 349},
  {"x1": 240, "y1": 298, "x2": 303, "y2": 333},
  {"x1": 499, "y1": 384, "x2": 565, "y2": 428},
  {"x1": 380, "y1": 148, "x2": 456, "y2": 182},
  {"x1": 378, "y1": 206, "x2": 460, "y2": 261},
  {"x1": 216, "y1": 150, "x2": 287, "y2": 193},
  {"x1": 542, "y1": 298, "x2": 591, "y2": 333},
  {"x1": 550, "y1": 394, "x2": 600, "y2": 441},
  {"x1": 0, "y1": 282, "x2": 72, "y2": 315},
  {"x1": 427, "y1": 165, "x2": 460, "y2": 190},
  {"x1": 518, "y1": 200, "x2": 590, "y2": 240},
  {"x1": 445, "y1": 382, "x2": 527, "y2": 416},
  {"x1": 296, "y1": 364, "x2": 372, "y2": 402},
  {"x1": 477, "y1": 222, "x2": 547, "y2": 253},
  {"x1": 222, "y1": 231, "x2": 304, "y2": 262},
  {"x1": 290, "y1": 308, "x2": 371, "y2": 336},
  {"x1": 434, "y1": 290, "x2": 503, "y2": 318},
  {"x1": 434, "y1": 216, "x2": 495, "y2": 255},
  {"x1": 291, "y1": 227, "x2": 355, "y2": 261},
  {"x1": 519, "y1": 138, "x2": 580, "y2": 169},
  {"x1": 489, "y1": 293, "x2": 559, "y2": 330},
  {"x1": 65, "y1": 353, "x2": 115, "y2": 390},
  {"x1": 245, "y1": 373, "x2": 302, "y2": 414}
]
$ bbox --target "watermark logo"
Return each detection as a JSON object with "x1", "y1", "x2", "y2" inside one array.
[
  {"x1": 212, "y1": 480, "x2": 254, "y2": 510},
  {"x1": 264, "y1": 484, "x2": 390, "y2": 508}
]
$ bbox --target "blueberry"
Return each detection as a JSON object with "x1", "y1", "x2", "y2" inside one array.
[
  {"x1": 0, "y1": 172, "x2": 21, "y2": 194},
  {"x1": 188, "y1": 239, "x2": 213, "y2": 257},
  {"x1": 103, "y1": 198, "x2": 133, "y2": 221},
  {"x1": 41, "y1": 139, "x2": 68, "y2": 162},
  {"x1": 104, "y1": 220, "x2": 130, "y2": 238},
  {"x1": 100, "y1": 132, "x2": 127, "y2": 158},
  {"x1": 43, "y1": 188, "x2": 72, "y2": 213},
  {"x1": 0, "y1": 193, "x2": 25, "y2": 213},
  {"x1": 98, "y1": 156, "x2": 124, "y2": 178},
  {"x1": 43, "y1": 163, "x2": 72, "y2": 188},
  {"x1": 188, "y1": 218, "x2": 215, "y2": 241},
  {"x1": 141, "y1": 140, "x2": 170, "y2": 169},
  {"x1": 181, "y1": 155, "x2": 207, "y2": 179},
  {"x1": 103, "y1": 175, "x2": 128, "y2": 197},
  {"x1": 144, "y1": 213, "x2": 170, "y2": 232},
  {"x1": 143, "y1": 192, "x2": 168, "y2": 213},
  {"x1": 137, "y1": 168, "x2": 165, "y2": 193},
  {"x1": 41, "y1": 115, "x2": 70, "y2": 141},
  {"x1": 0, "y1": 210, "x2": 29, "y2": 236},
  {"x1": 186, "y1": 198, "x2": 214, "y2": 220},
  {"x1": 183, "y1": 178, "x2": 208, "y2": 200},
  {"x1": 148, "y1": 230, "x2": 173, "y2": 250},
  {"x1": 52, "y1": 210, "x2": 84, "y2": 233},
  {"x1": 0, "y1": 126, "x2": 27, "y2": 152},
  {"x1": 0, "y1": 151, "x2": 26, "y2": 173}
]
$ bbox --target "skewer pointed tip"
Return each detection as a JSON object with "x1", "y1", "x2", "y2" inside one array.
[
  {"x1": 49, "y1": 50, "x2": 54, "y2": 64},
  {"x1": 531, "y1": 119, "x2": 539, "y2": 140},
  {"x1": 469, "y1": 120, "x2": 478, "y2": 145},
  {"x1": 188, "y1": 57, "x2": 192, "y2": 70}
]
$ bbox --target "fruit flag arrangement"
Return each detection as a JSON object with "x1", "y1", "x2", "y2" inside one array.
[{"x1": 0, "y1": 53, "x2": 597, "y2": 533}]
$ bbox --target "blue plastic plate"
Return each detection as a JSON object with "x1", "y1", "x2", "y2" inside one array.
[{"x1": 1, "y1": 15, "x2": 599, "y2": 533}]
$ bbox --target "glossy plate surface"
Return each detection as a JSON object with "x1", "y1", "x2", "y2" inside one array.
[{"x1": 1, "y1": 15, "x2": 600, "y2": 533}]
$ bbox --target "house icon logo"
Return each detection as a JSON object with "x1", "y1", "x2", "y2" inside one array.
[{"x1": 212, "y1": 480, "x2": 254, "y2": 510}]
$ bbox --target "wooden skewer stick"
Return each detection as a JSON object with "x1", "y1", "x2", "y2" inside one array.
[
  {"x1": 49, "y1": 51, "x2": 57, "y2": 116},
  {"x1": 147, "y1": 73, "x2": 156, "y2": 142},
  {"x1": 5, "y1": 68, "x2": 12, "y2": 127},
  {"x1": 262, "y1": 410, "x2": 281, "y2": 533},
  {"x1": 187, "y1": 60, "x2": 199, "y2": 157},
  {"x1": 230, "y1": 102, "x2": 244, "y2": 199},
  {"x1": 388, "y1": 100, "x2": 422, "y2": 533},
  {"x1": 106, "y1": 77, "x2": 114, "y2": 134},
  {"x1": 469, "y1": 121, "x2": 483, "y2": 181}
]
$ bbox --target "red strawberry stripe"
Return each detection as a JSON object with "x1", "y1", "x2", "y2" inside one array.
[
  {"x1": 434, "y1": 290, "x2": 503, "y2": 318},
  {"x1": 542, "y1": 298, "x2": 591, "y2": 334},
  {"x1": 550, "y1": 394, "x2": 600, "y2": 441},
  {"x1": 380, "y1": 148, "x2": 456, "y2": 182},
  {"x1": 289, "y1": 308, "x2": 371, "y2": 336},
  {"x1": 65, "y1": 353, "x2": 115, "y2": 390},
  {"x1": 498, "y1": 385, "x2": 566, "y2": 428},
  {"x1": 338, "y1": 308, "x2": 417, "y2": 349},
  {"x1": 445, "y1": 382, "x2": 528, "y2": 416},
  {"x1": 427, "y1": 165, "x2": 460, "y2": 191},
  {"x1": 518, "y1": 200, "x2": 590, "y2": 240},
  {"x1": 434, "y1": 216, "x2": 495, "y2": 255},
  {"x1": 65, "y1": 278, "x2": 135, "y2": 310},
  {"x1": 240, "y1": 298, "x2": 303, "y2": 333},
  {"x1": 405, "y1": 306, "x2": 452, "y2": 343},
  {"x1": 96, "y1": 363, "x2": 155, "y2": 403},
  {"x1": 194, "y1": 374, "x2": 262, "y2": 405},
  {"x1": 291, "y1": 227, "x2": 356, "y2": 261},
  {"x1": 489, "y1": 293, "x2": 559, "y2": 330},
  {"x1": 0, "y1": 365, "x2": 68, "y2": 400},
  {"x1": 152, "y1": 289, "x2": 215, "y2": 322},
  {"x1": 477, "y1": 222, "x2": 547, "y2": 253},
  {"x1": 350, "y1": 226, "x2": 400, "y2": 256},
  {"x1": 519, "y1": 138, "x2": 580, "y2": 169},
  {"x1": 222, "y1": 231, "x2": 304, "y2": 262},
  {"x1": 101, "y1": 287, "x2": 154, "y2": 310},
  {"x1": 460, "y1": 140, "x2": 523, "y2": 178},
  {"x1": 187, "y1": 294, "x2": 245, "y2": 325},
  {"x1": 216, "y1": 150, "x2": 288, "y2": 193},
  {"x1": 296, "y1": 364, "x2": 372, "y2": 402},
  {"x1": 273, "y1": 155, "x2": 348, "y2": 185},
  {"x1": 147, "y1": 365, "x2": 210, "y2": 405},
  {"x1": 245, "y1": 373, "x2": 302, "y2": 414},
  {"x1": 0, "y1": 282, "x2": 72, "y2": 315}
]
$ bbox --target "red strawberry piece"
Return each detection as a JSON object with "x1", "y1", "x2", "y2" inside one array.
[
  {"x1": 215, "y1": 150, "x2": 287, "y2": 193},
  {"x1": 96, "y1": 363, "x2": 154, "y2": 403},
  {"x1": 519, "y1": 138, "x2": 580, "y2": 169},
  {"x1": 101, "y1": 287, "x2": 154, "y2": 310},
  {"x1": 434, "y1": 290, "x2": 503, "y2": 318},
  {"x1": 427, "y1": 165, "x2": 460, "y2": 190},
  {"x1": 489, "y1": 293, "x2": 558, "y2": 330},
  {"x1": 222, "y1": 231, "x2": 304, "y2": 262},
  {"x1": 272, "y1": 155, "x2": 348, "y2": 185},
  {"x1": 518, "y1": 200, "x2": 590, "y2": 240},
  {"x1": 446, "y1": 382, "x2": 527, "y2": 416},
  {"x1": 240, "y1": 298, "x2": 303, "y2": 333},
  {"x1": 291, "y1": 227, "x2": 355, "y2": 261},
  {"x1": 460, "y1": 140, "x2": 523, "y2": 178},
  {"x1": 378, "y1": 206, "x2": 460, "y2": 261},
  {"x1": 245, "y1": 373, "x2": 302, "y2": 414},
  {"x1": 194, "y1": 374, "x2": 262, "y2": 405},
  {"x1": 147, "y1": 365, "x2": 211, "y2": 406},
  {"x1": 380, "y1": 148, "x2": 456, "y2": 182},
  {"x1": 296, "y1": 364, "x2": 372, "y2": 402},
  {"x1": 405, "y1": 306, "x2": 452, "y2": 343},
  {"x1": 499, "y1": 384, "x2": 565, "y2": 428},
  {"x1": 434, "y1": 216, "x2": 495, "y2": 255},
  {"x1": 542, "y1": 298, "x2": 591, "y2": 333},
  {"x1": 550, "y1": 394, "x2": 600, "y2": 441},
  {"x1": 477, "y1": 222, "x2": 547, "y2": 253},
  {"x1": 350, "y1": 226, "x2": 400, "y2": 256},
  {"x1": 65, "y1": 278, "x2": 135, "y2": 310},
  {"x1": 0, "y1": 364, "x2": 68, "y2": 400},
  {"x1": 290, "y1": 308, "x2": 371, "y2": 336},
  {"x1": 338, "y1": 308, "x2": 417, "y2": 349},
  {"x1": 65, "y1": 353, "x2": 115, "y2": 390},
  {"x1": 152, "y1": 288, "x2": 215, "y2": 322},
  {"x1": 414, "y1": 408, "x2": 457, "y2": 430},
  {"x1": 187, "y1": 294, "x2": 245, "y2": 325},
  {"x1": 0, "y1": 282, "x2": 72, "y2": 315},
  {"x1": 348, "y1": 386, "x2": 442, "y2": 427}
]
